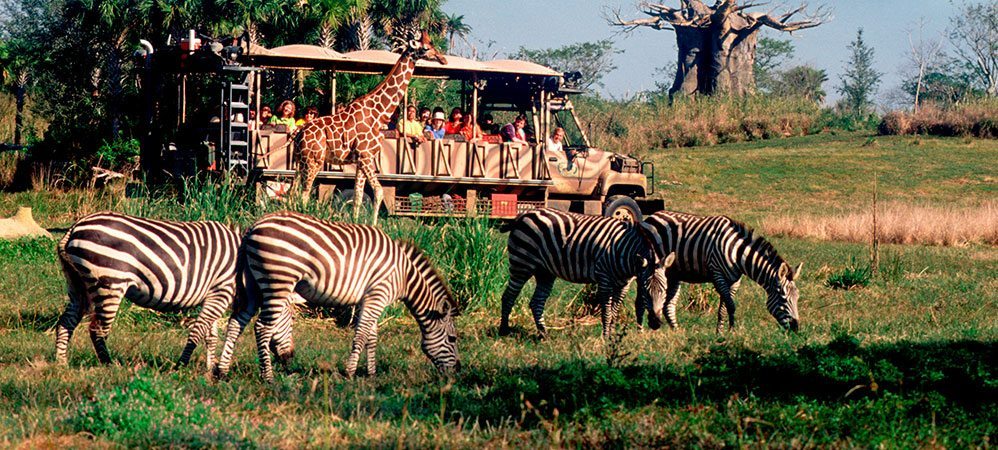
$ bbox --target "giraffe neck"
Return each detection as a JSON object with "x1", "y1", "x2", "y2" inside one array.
[{"x1": 362, "y1": 52, "x2": 417, "y2": 126}]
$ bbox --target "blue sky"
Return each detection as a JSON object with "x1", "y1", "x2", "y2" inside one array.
[{"x1": 443, "y1": 0, "x2": 962, "y2": 103}]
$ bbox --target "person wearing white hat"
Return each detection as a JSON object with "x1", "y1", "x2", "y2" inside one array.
[{"x1": 425, "y1": 110, "x2": 447, "y2": 140}]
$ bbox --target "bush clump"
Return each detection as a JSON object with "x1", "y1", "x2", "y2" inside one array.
[{"x1": 879, "y1": 98, "x2": 998, "y2": 138}]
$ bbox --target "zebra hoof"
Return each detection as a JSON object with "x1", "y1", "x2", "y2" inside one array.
[{"x1": 498, "y1": 325, "x2": 512, "y2": 337}]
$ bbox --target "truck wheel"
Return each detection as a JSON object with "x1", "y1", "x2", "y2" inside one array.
[{"x1": 604, "y1": 195, "x2": 642, "y2": 224}]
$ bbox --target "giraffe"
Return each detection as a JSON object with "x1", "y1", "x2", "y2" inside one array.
[{"x1": 294, "y1": 30, "x2": 447, "y2": 224}]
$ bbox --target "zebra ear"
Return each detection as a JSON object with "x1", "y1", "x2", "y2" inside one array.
[
  {"x1": 662, "y1": 252, "x2": 676, "y2": 269},
  {"x1": 792, "y1": 262, "x2": 804, "y2": 280}
]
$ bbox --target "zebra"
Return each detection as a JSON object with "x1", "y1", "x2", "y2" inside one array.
[
  {"x1": 499, "y1": 208, "x2": 675, "y2": 339},
  {"x1": 55, "y1": 212, "x2": 239, "y2": 369},
  {"x1": 213, "y1": 211, "x2": 460, "y2": 382},
  {"x1": 639, "y1": 211, "x2": 803, "y2": 332}
]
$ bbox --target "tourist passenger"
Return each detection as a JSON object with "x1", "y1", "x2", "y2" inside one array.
[
  {"x1": 425, "y1": 111, "x2": 447, "y2": 140},
  {"x1": 479, "y1": 113, "x2": 497, "y2": 135},
  {"x1": 400, "y1": 105, "x2": 426, "y2": 144},
  {"x1": 460, "y1": 113, "x2": 483, "y2": 142},
  {"x1": 259, "y1": 105, "x2": 273, "y2": 127},
  {"x1": 296, "y1": 106, "x2": 319, "y2": 127},
  {"x1": 500, "y1": 114, "x2": 528, "y2": 144},
  {"x1": 269, "y1": 100, "x2": 297, "y2": 132},
  {"x1": 419, "y1": 107, "x2": 432, "y2": 127},
  {"x1": 444, "y1": 107, "x2": 463, "y2": 135},
  {"x1": 548, "y1": 127, "x2": 575, "y2": 170}
]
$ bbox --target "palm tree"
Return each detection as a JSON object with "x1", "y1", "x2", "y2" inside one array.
[
  {"x1": 309, "y1": 0, "x2": 367, "y2": 49},
  {"x1": 0, "y1": 40, "x2": 32, "y2": 146},
  {"x1": 442, "y1": 13, "x2": 471, "y2": 53}
]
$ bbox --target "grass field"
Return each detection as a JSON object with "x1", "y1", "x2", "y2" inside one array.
[{"x1": 0, "y1": 133, "x2": 995, "y2": 448}]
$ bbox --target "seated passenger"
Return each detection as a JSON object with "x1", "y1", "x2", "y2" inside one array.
[
  {"x1": 419, "y1": 107, "x2": 432, "y2": 127},
  {"x1": 425, "y1": 111, "x2": 447, "y2": 140},
  {"x1": 500, "y1": 114, "x2": 528, "y2": 144},
  {"x1": 295, "y1": 106, "x2": 319, "y2": 127},
  {"x1": 269, "y1": 100, "x2": 297, "y2": 132},
  {"x1": 548, "y1": 127, "x2": 575, "y2": 170},
  {"x1": 258, "y1": 105, "x2": 273, "y2": 128},
  {"x1": 400, "y1": 105, "x2": 426, "y2": 144},
  {"x1": 460, "y1": 113, "x2": 483, "y2": 142},
  {"x1": 479, "y1": 113, "x2": 498, "y2": 135},
  {"x1": 444, "y1": 107, "x2": 463, "y2": 135}
]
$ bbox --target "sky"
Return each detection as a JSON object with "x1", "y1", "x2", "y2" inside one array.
[{"x1": 443, "y1": 0, "x2": 962, "y2": 103}]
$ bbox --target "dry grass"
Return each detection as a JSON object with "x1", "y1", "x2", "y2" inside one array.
[
  {"x1": 765, "y1": 201, "x2": 998, "y2": 247},
  {"x1": 880, "y1": 98, "x2": 998, "y2": 139},
  {"x1": 578, "y1": 95, "x2": 820, "y2": 155},
  {"x1": 0, "y1": 151, "x2": 25, "y2": 190}
]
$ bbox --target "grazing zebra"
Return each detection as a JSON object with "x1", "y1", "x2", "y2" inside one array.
[
  {"x1": 640, "y1": 211, "x2": 803, "y2": 332},
  {"x1": 55, "y1": 212, "x2": 239, "y2": 368},
  {"x1": 499, "y1": 208, "x2": 675, "y2": 339},
  {"x1": 213, "y1": 211, "x2": 460, "y2": 382}
]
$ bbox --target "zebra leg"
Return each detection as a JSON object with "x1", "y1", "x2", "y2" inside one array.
[
  {"x1": 712, "y1": 275, "x2": 737, "y2": 333},
  {"x1": 664, "y1": 280, "x2": 682, "y2": 330},
  {"x1": 178, "y1": 292, "x2": 230, "y2": 370},
  {"x1": 727, "y1": 279, "x2": 742, "y2": 330},
  {"x1": 346, "y1": 297, "x2": 388, "y2": 378},
  {"x1": 499, "y1": 268, "x2": 531, "y2": 336},
  {"x1": 365, "y1": 322, "x2": 379, "y2": 376},
  {"x1": 54, "y1": 274, "x2": 90, "y2": 365},
  {"x1": 254, "y1": 293, "x2": 294, "y2": 383},
  {"x1": 88, "y1": 284, "x2": 126, "y2": 365},
  {"x1": 214, "y1": 275, "x2": 264, "y2": 379},
  {"x1": 599, "y1": 283, "x2": 627, "y2": 341},
  {"x1": 527, "y1": 272, "x2": 556, "y2": 339}
]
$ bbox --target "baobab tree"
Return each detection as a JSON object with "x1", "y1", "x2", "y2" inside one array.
[{"x1": 609, "y1": 0, "x2": 829, "y2": 97}]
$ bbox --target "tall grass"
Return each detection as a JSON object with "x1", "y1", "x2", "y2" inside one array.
[
  {"x1": 765, "y1": 201, "x2": 998, "y2": 246},
  {"x1": 577, "y1": 95, "x2": 822, "y2": 154},
  {"x1": 880, "y1": 98, "x2": 998, "y2": 138},
  {"x1": 0, "y1": 151, "x2": 24, "y2": 190}
]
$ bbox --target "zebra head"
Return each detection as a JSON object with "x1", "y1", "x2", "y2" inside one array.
[
  {"x1": 640, "y1": 252, "x2": 676, "y2": 330},
  {"x1": 769, "y1": 262, "x2": 803, "y2": 331},
  {"x1": 421, "y1": 299, "x2": 460, "y2": 374}
]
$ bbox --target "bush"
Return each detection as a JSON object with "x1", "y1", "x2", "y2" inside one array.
[
  {"x1": 827, "y1": 257, "x2": 872, "y2": 290},
  {"x1": 879, "y1": 98, "x2": 998, "y2": 138},
  {"x1": 576, "y1": 95, "x2": 822, "y2": 153},
  {"x1": 95, "y1": 138, "x2": 141, "y2": 171}
]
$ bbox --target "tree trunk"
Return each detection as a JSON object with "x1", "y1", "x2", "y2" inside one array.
[
  {"x1": 14, "y1": 73, "x2": 26, "y2": 146},
  {"x1": 672, "y1": 24, "x2": 758, "y2": 97}
]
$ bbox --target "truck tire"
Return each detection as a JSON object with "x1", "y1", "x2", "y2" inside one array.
[{"x1": 604, "y1": 195, "x2": 642, "y2": 224}]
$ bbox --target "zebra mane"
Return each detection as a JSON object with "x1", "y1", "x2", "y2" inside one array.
[
  {"x1": 397, "y1": 240, "x2": 460, "y2": 312},
  {"x1": 729, "y1": 217, "x2": 786, "y2": 268}
]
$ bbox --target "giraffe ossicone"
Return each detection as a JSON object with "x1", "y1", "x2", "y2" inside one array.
[{"x1": 294, "y1": 29, "x2": 447, "y2": 224}]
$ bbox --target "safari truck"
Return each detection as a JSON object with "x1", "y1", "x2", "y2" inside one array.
[{"x1": 138, "y1": 33, "x2": 663, "y2": 220}]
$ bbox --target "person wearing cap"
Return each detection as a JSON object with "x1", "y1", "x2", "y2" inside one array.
[{"x1": 425, "y1": 110, "x2": 447, "y2": 140}]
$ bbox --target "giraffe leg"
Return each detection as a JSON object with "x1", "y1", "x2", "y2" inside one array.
[
  {"x1": 352, "y1": 168, "x2": 368, "y2": 222},
  {"x1": 359, "y1": 161, "x2": 384, "y2": 226},
  {"x1": 298, "y1": 148, "x2": 321, "y2": 204}
]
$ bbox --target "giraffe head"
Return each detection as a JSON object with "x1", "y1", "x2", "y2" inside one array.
[{"x1": 395, "y1": 28, "x2": 447, "y2": 65}]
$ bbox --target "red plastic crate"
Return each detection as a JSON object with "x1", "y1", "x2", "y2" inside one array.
[{"x1": 491, "y1": 194, "x2": 518, "y2": 217}]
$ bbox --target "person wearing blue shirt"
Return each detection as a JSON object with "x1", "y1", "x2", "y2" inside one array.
[{"x1": 425, "y1": 110, "x2": 447, "y2": 140}]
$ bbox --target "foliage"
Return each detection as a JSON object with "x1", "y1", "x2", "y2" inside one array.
[
  {"x1": 837, "y1": 28, "x2": 883, "y2": 114},
  {"x1": 511, "y1": 40, "x2": 620, "y2": 91},
  {"x1": 754, "y1": 37, "x2": 795, "y2": 93},
  {"x1": 879, "y1": 97, "x2": 998, "y2": 138},
  {"x1": 95, "y1": 138, "x2": 140, "y2": 171},
  {"x1": 826, "y1": 257, "x2": 872, "y2": 290},
  {"x1": 947, "y1": 0, "x2": 997, "y2": 96},
  {"x1": 772, "y1": 65, "x2": 828, "y2": 103}
]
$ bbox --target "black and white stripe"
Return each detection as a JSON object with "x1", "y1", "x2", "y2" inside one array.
[
  {"x1": 213, "y1": 211, "x2": 460, "y2": 382},
  {"x1": 56, "y1": 212, "x2": 239, "y2": 368},
  {"x1": 499, "y1": 208, "x2": 674, "y2": 339},
  {"x1": 641, "y1": 211, "x2": 803, "y2": 332}
]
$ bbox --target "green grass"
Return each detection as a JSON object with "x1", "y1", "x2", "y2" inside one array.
[{"x1": 0, "y1": 134, "x2": 995, "y2": 447}]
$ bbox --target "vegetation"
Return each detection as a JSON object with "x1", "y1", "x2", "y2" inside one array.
[
  {"x1": 879, "y1": 97, "x2": 998, "y2": 139},
  {"x1": 511, "y1": 40, "x2": 620, "y2": 91},
  {"x1": 0, "y1": 133, "x2": 994, "y2": 447},
  {"x1": 837, "y1": 28, "x2": 883, "y2": 115}
]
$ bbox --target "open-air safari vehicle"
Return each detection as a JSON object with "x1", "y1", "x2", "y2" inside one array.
[{"x1": 144, "y1": 35, "x2": 663, "y2": 220}]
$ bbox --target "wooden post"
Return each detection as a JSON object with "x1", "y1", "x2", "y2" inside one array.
[
  {"x1": 330, "y1": 71, "x2": 337, "y2": 114},
  {"x1": 871, "y1": 171, "x2": 879, "y2": 275},
  {"x1": 471, "y1": 74, "x2": 479, "y2": 128}
]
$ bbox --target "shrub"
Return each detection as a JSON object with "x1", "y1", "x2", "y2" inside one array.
[
  {"x1": 879, "y1": 98, "x2": 998, "y2": 138},
  {"x1": 826, "y1": 257, "x2": 872, "y2": 290},
  {"x1": 95, "y1": 138, "x2": 141, "y2": 172}
]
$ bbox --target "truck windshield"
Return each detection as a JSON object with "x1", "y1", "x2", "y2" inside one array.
[{"x1": 550, "y1": 109, "x2": 589, "y2": 148}]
